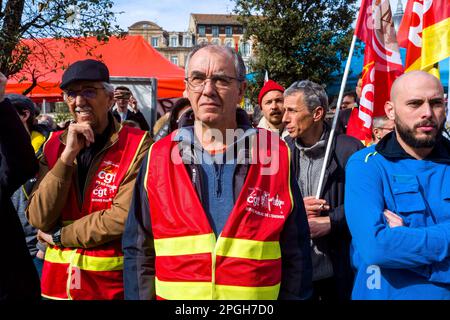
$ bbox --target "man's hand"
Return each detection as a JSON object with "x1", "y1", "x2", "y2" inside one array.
[
  {"x1": 303, "y1": 196, "x2": 330, "y2": 217},
  {"x1": 129, "y1": 95, "x2": 138, "y2": 113},
  {"x1": 384, "y1": 209, "x2": 404, "y2": 228},
  {"x1": 37, "y1": 230, "x2": 55, "y2": 246},
  {"x1": 0, "y1": 72, "x2": 7, "y2": 103},
  {"x1": 308, "y1": 216, "x2": 331, "y2": 239},
  {"x1": 60, "y1": 122, "x2": 95, "y2": 165}
]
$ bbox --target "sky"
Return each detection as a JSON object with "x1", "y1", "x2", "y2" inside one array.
[
  {"x1": 112, "y1": 0, "x2": 236, "y2": 31},
  {"x1": 112, "y1": 0, "x2": 403, "y2": 31}
]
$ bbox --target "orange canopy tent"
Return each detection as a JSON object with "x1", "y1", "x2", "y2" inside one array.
[{"x1": 6, "y1": 35, "x2": 186, "y2": 101}]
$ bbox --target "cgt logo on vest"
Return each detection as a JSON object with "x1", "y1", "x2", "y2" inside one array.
[
  {"x1": 98, "y1": 163, "x2": 118, "y2": 184},
  {"x1": 246, "y1": 187, "x2": 286, "y2": 219},
  {"x1": 92, "y1": 162, "x2": 119, "y2": 202}
]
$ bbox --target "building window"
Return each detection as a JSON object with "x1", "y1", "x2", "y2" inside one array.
[
  {"x1": 170, "y1": 55, "x2": 179, "y2": 65},
  {"x1": 212, "y1": 26, "x2": 219, "y2": 37},
  {"x1": 211, "y1": 38, "x2": 220, "y2": 45},
  {"x1": 225, "y1": 39, "x2": 233, "y2": 48},
  {"x1": 199, "y1": 25, "x2": 205, "y2": 37},
  {"x1": 226, "y1": 26, "x2": 232, "y2": 37},
  {"x1": 151, "y1": 37, "x2": 159, "y2": 47},
  {"x1": 183, "y1": 36, "x2": 191, "y2": 47},
  {"x1": 241, "y1": 42, "x2": 251, "y2": 57},
  {"x1": 170, "y1": 36, "x2": 178, "y2": 47}
]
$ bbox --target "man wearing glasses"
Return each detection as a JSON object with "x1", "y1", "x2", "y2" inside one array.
[
  {"x1": 123, "y1": 44, "x2": 312, "y2": 300},
  {"x1": 112, "y1": 86, "x2": 150, "y2": 131},
  {"x1": 26, "y1": 59, "x2": 151, "y2": 300},
  {"x1": 282, "y1": 80, "x2": 363, "y2": 301}
]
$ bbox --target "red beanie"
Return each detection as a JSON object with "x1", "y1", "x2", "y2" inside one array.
[{"x1": 258, "y1": 80, "x2": 285, "y2": 106}]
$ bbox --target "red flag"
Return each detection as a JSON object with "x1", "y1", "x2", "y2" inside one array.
[
  {"x1": 397, "y1": 0, "x2": 450, "y2": 74},
  {"x1": 347, "y1": 0, "x2": 404, "y2": 144}
]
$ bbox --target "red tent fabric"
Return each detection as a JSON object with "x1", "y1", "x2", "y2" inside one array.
[{"x1": 6, "y1": 35, "x2": 185, "y2": 100}]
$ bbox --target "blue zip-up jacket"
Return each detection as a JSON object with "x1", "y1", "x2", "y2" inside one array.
[{"x1": 345, "y1": 131, "x2": 450, "y2": 300}]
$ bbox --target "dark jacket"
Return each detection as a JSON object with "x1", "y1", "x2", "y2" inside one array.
[
  {"x1": 113, "y1": 109, "x2": 150, "y2": 131},
  {"x1": 123, "y1": 109, "x2": 313, "y2": 300},
  {"x1": 0, "y1": 98, "x2": 40, "y2": 300},
  {"x1": 285, "y1": 122, "x2": 364, "y2": 300},
  {"x1": 11, "y1": 126, "x2": 49, "y2": 258}
]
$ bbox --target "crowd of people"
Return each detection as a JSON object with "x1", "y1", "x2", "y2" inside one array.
[{"x1": 1, "y1": 43, "x2": 449, "y2": 301}]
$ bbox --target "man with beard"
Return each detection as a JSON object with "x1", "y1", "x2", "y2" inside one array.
[
  {"x1": 345, "y1": 71, "x2": 450, "y2": 299},
  {"x1": 257, "y1": 80, "x2": 289, "y2": 139}
]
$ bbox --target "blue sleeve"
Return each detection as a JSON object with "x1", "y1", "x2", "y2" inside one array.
[
  {"x1": 122, "y1": 156, "x2": 156, "y2": 300},
  {"x1": 345, "y1": 153, "x2": 450, "y2": 269},
  {"x1": 278, "y1": 161, "x2": 313, "y2": 300}
]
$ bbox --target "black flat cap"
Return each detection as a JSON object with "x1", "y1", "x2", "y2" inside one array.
[{"x1": 60, "y1": 59, "x2": 110, "y2": 89}]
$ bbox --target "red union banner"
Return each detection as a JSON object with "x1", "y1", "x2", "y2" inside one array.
[
  {"x1": 397, "y1": 0, "x2": 450, "y2": 73},
  {"x1": 347, "y1": 0, "x2": 404, "y2": 144}
]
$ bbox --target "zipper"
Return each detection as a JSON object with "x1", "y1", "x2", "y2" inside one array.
[{"x1": 211, "y1": 233, "x2": 218, "y2": 299}]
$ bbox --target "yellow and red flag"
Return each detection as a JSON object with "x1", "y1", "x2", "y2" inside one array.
[
  {"x1": 346, "y1": 0, "x2": 404, "y2": 144},
  {"x1": 397, "y1": 0, "x2": 450, "y2": 74}
]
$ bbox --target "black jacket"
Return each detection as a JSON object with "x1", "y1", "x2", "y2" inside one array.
[
  {"x1": 122, "y1": 109, "x2": 313, "y2": 300},
  {"x1": 0, "y1": 99, "x2": 40, "y2": 300},
  {"x1": 112, "y1": 109, "x2": 150, "y2": 131},
  {"x1": 285, "y1": 122, "x2": 364, "y2": 300}
]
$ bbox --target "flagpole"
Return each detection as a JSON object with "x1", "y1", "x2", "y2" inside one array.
[
  {"x1": 315, "y1": 34, "x2": 358, "y2": 199},
  {"x1": 448, "y1": 57, "x2": 450, "y2": 122}
]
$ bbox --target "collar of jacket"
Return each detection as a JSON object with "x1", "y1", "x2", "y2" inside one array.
[
  {"x1": 177, "y1": 107, "x2": 253, "y2": 131},
  {"x1": 174, "y1": 126, "x2": 257, "y2": 165},
  {"x1": 285, "y1": 121, "x2": 338, "y2": 186},
  {"x1": 375, "y1": 130, "x2": 450, "y2": 162},
  {"x1": 58, "y1": 112, "x2": 120, "y2": 147}
]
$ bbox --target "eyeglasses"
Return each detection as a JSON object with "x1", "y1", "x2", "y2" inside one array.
[
  {"x1": 185, "y1": 74, "x2": 242, "y2": 92},
  {"x1": 64, "y1": 87, "x2": 105, "y2": 102}
]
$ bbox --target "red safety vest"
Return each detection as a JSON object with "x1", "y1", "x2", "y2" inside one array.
[
  {"x1": 40, "y1": 126, "x2": 147, "y2": 300},
  {"x1": 145, "y1": 129, "x2": 293, "y2": 299}
]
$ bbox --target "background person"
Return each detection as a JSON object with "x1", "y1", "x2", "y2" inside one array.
[{"x1": 0, "y1": 73, "x2": 40, "y2": 300}]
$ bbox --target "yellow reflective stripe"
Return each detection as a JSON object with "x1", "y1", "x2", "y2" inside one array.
[
  {"x1": 45, "y1": 246, "x2": 123, "y2": 271},
  {"x1": 215, "y1": 283, "x2": 280, "y2": 300},
  {"x1": 75, "y1": 254, "x2": 123, "y2": 271},
  {"x1": 155, "y1": 277, "x2": 212, "y2": 300},
  {"x1": 155, "y1": 278, "x2": 280, "y2": 300},
  {"x1": 154, "y1": 233, "x2": 215, "y2": 256},
  {"x1": 216, "y1": 237, "x2": 281, "y2": 260},
  {"x1": 45, "y1": 246, "x2": 77, "y2": 264}
]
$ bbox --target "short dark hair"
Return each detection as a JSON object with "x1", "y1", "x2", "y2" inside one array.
[
  {"x1": 7, "y1": 93, "x2": 37, "y2": 131},
  {"x1": 115, "y1": 86, "x2": 131, "y2": 92},
  {"x1": 343, "y1": 91, "x2": 357, "y2": 101}
]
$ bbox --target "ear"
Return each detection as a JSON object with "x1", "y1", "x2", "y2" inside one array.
[
  {"x1": 20, "y1": 109, "x2": 31, "y2": 122},
  {"x1": 372, "y1": 127, "x2": 379, "y2": 137},
  {"x1": 183, "y1": 89, "x2": 188, "y2": 98},
  {"x1": 238, "y1": 81, "x2": 247, "y2": 101},
  {"x1": 313, "y1": 106, "x2": 325, "y2": 122},
  {"x1": 385, "y1": 101, "x2": 395, "y2": 120}
]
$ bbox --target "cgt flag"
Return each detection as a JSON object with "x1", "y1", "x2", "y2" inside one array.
[
  {"x1": 397, "y1": 0, "x2": 450, "y2": 75},
  {"x1": 346, "y1": 0, "x2": 404, "y2": 144}
]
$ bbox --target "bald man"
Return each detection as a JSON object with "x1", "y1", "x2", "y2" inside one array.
[{"x1": 345, "y1": 71, "x2": 450, "y2": 299}]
